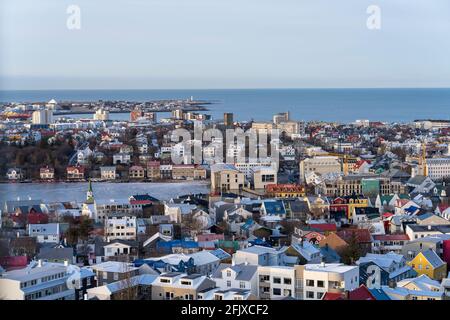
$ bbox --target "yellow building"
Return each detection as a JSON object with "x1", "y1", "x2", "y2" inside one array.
[{"x1": 408, "y1": 249, "x2": 447, "y2": 280}]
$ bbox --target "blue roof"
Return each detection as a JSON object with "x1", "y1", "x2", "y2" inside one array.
[
  {"x1": 249, "y1": 238, "x2": 272, "y2": 247},
  {"x1": 241, "y1": 219, "x2": 254, "y2": 231},
  {"x1": 210, "y1": 248, "x2": 231, "y2": 260},
  {"x1": 156, "y1": 240, "x2": 199, "y2": 249},
  {"x1": 263, "y1": 200, "x2": 286, "y2": 215},
  {"x1": 369, "y1": 288, "x2": 391, "y2": 300},
  {"x1": 405, "y1": 206, "x2": 419, "y2": 213}
]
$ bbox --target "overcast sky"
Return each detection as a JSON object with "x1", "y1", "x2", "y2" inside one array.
[{"x1": 1, "y1": 0, "x2": 449, "y2": 90}]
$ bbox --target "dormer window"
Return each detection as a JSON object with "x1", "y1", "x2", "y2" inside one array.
[{"x1": 226, "y1": 270, "x2": 231, "y2": 277}]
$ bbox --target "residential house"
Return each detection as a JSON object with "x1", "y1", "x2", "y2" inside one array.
[
  {"x1": 128, "y1": 165, "x2": 144, "y2": 179},
  {"x1": 151, "y1": 272, "x2": 216, "y2": 300},
  {"x1": 89, "y1": 261, "x2": 139, "y2": 286},
  {"x1": 7, "y1": 168, "x2": 24, "y2": 181},
  {"x1": 100, "y1": 166, "x2": 116, "y2": 180},
  {"x1": 407, "y1": 249, "x2": 447, "y2": 280},
  {"x1": 233, "y1": 245, "x2": 287, "y2": 266},
  {"x1": 66, "y1": 166, "x2": 85, "y2": 180},
  {"x1": 211, "y1": 263, "x2": 258, "y2": 296},
  {"x1": 357, "y1": 252, "x2": 416, "y2": 288},
  {"x1": 40, "y1": 166, "x2": 54, "y2": 180}
]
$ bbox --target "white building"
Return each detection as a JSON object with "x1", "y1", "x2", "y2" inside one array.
[
  {"x1": 426, "y1": 158, "x2": 450, "y2": 181},
  {"x1": 28, "y1": 223, "x2": 60, "y2": 243},
  {"x1": 299, "y1": 156, "x2": 342, "y2": 182},
  {"x1": 302, "y1": 263, "x2": 360, "y2": 300},
  {"x1": 233, "y1": 245, "x2": 287, "y2": 266},
  {"x1": 211, "y1": 263, "x2": 258, "y2": 297},
  {"x1": 32, "y1": 109, "x2": 53, "y2": 125},
  {"x1": 0, "y1": 261, "x2": 75, "y2": 300},
  {"x1": 258, "y1": 266, "x2": 296, "y2": 299},
  {"x1": 100, "y1": 166, "x2": 116, "y2": 180},
  {"x1": 92, "y1": 199, "x2": 132, "y2": 223},
  {"x1": 93, "y1": 108, "x2": 109, "y2": 121},
  {"x1": 104, "y1": 215, "x2": 137, "y2": 241}
]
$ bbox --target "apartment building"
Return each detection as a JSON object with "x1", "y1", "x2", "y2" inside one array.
[
  {"x1": 104, "y1": 214, "x2": 137, "y2": 241},
  {"x1": 299, "y1": 156, "x2": 341, "y2": 182},
  {"x1": 93, "y1": 199, "x2": 132, "y2": 223},
  {"x1": 211, "y1": 164, "x2": 245, "y2": 193},
  {"x1": 0, "y1": 261, "x2": 75, "y2": 300},
  {"x1": 301, "y1": 263, "x2": 359, "y2": 300},
  {"x1": 258, "y1": 266, "x2": 296, "y2": 299},
  {"x1": 252, "y1": 167, "x2": 277, "y2": 190},
  {"x1": 172, "y1": 165, "x2": 207, "y2": 180},
  {"x1": 146, "y1": 161, "x2": 161, "y2": 180},
  {"x1": 426, "y1": 158, "x2": 450, "y2": 180},
  {"x1": 129, "y1": 165, "x2": 145, "y2": 179}
]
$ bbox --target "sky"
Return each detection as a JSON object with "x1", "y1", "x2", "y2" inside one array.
[{"x1": 1, "y1": 0, "x2": 449, "y2": 90}]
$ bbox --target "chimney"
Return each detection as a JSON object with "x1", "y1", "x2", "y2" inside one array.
[
  {"x1": 320, "y1": 261, "x2": 326, "y2": 268},
  {"x1": 64, "y1": 260, "x2": 69, "y2": 267},
  {"x1": 37, "y1": 259, "x2": 42, "y2": 267},
  {"x1": 84, "y1": 293, "x2": 88, "y2": 300}
]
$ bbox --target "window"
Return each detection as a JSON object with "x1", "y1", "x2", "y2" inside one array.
[
  {"x1": 273, "y1": 288, "x2": 281, "y2": 295},
  {"x1": 273, "y1": 277, "x2": 281, "y2": 284},
  {"x1": 239, "y1": 281, "x2": 246, "y2": 289},
  {"x1": 226, "y1": 270, "x2": 232, "y2": 277},
  {"x1": 283, "y1": 278, "x2": 292, "y2": 285},
  {"x1": 306, "y1": 279, "x2": 314, "y2": 287},
  {"x1": 317, "y1": 280, "x2": 324, "y2": 288},
  {"x1": 113, "y1": 273, "x2": 119, "y2": 281},
  {"x1": 306, "y1": 291, "x2": 315, "y2": 299},
  {"x1": 102, "y1": 272, "x2": 108, "y2": 279},
  {"x1": 317, "y1": 292, "x2": 324, "y2": 299},
  {"x1": 227, "y1": 280, "x2": 231, "y2": 287}
]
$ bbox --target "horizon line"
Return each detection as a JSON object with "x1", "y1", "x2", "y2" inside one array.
[{"x1": 1, "y1": 86, "x2": 450, "y2": 92}]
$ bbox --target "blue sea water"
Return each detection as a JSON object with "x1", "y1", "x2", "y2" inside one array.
[{"x1": 1, "y1": 88, "x2": 450, "y2": 123}]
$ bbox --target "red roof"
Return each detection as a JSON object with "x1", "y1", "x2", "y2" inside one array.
[
  {"x1": 309, "y1": 223, "x2": 337, "y2": 232},
  {"x1": 129, "y1": 200, "x2": 152, "y2": 205},
  {"x1": 0, "y1": 256, "x2": 28, "y2": 270},
  {"x1": 373, "y1": 234, "x2": 409, "y2": 241},
  {"x1": 322, "y1": 292, "x2": 343, "y2": 300},
  {"x1": 322, "y1": 285, "x2": 376, "y2": 300},
  {"x1": 438, "y1": 204, "x2": 450, "y2": 213},
  {"x1": 348, "y1": 285, "x2": 376, "y2": 300},
  {"x1": 382, "y1": 212, "x2": 394, "y2": 218}
]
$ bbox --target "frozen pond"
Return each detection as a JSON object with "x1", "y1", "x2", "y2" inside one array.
[{"x1": 0, "y1": 181, "x2": 210, "y2": 204}]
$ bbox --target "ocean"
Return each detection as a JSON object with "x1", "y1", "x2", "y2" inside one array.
[
  {"x1": 1, "y1": 88, "x2": 450, "y2": 123},
  {"x1": 0, "y1": 182, "x2": 210, "y2": 204}
]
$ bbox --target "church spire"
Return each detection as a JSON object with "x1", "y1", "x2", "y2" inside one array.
[{"x1": 86, "y1": 179, "x2": 94, "y2": 204}]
